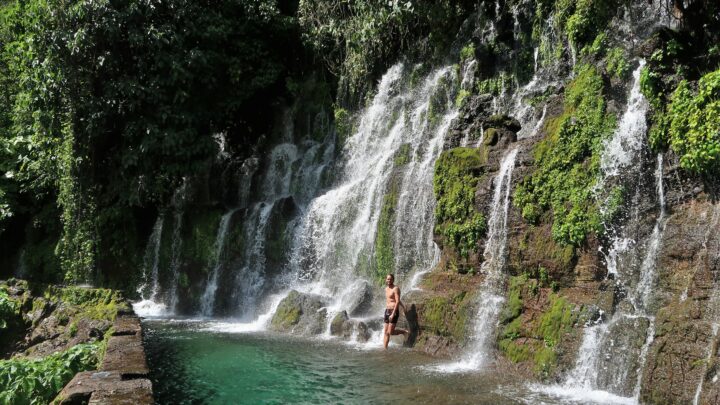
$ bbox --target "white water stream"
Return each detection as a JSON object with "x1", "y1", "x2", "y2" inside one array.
[{"x1": 433, "y1": 147, "x2": 519, "y2": 372}]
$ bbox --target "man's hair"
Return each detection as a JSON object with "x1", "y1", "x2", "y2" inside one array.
[{"x1": 387, "y1": 274, "x2": 394, "y2": 280}]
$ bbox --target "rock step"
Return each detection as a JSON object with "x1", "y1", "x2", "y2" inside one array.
[
  {"x1": 112, "y1": 315, "x2": 142, "y2": 336},
  {"x1": 54, "y1": 313, "x2": 153, "y2": 404},
  {"x1": 101, "y1": 333, "x2": 150, "y2": 377}
]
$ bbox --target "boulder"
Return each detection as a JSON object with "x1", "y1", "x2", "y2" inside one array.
[
  {"x1": 270, "y1": 290, "x2": 327, "y2": 335},
  {"x1": 67, "y1": 318, "x2": 112, "y2": 347},
  {"x1": 330, "y1": 311, "x2": 349, "y2": 336},
  {"x1": 345, "y1": 281, "x2": 374, "y2": 317},
  {"x1": 28, "y1": 315, "x2": 62, "y2": 346},
  {"x1": 26, "y1": 297, "x2": 53, "y2": 327},
  {"x1": 356, "y1": 321, "x2": 371, "y2": 343}
]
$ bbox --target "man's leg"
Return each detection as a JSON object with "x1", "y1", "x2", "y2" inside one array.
[
  {"x1": 383, "y1": 322, "x2": 390, "y2": 349},
  {"x1": 390, "y1": 324, "x2": 408, "y2": 338}
]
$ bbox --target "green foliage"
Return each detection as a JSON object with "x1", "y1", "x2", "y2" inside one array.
[
  {"x1": 537, "y1": 294, "x2": 577, "y2": 348},
  {"x1": 0, "y1": 0, "x2": 305, "y2": 284},
  {"x1": 601, "y1": 185, "x2": 625, "y2": 224},
  {"x1": 455, "y1": 89, "x2": 471, "y2": 108},
  {"x1": 514, "y1": 65, "x2": 615, "y2": 246},
  {"x1": 299, "y1": 0, "x2": 474, "y2": 98},
  {"x1": 334, "y1": 107, "x2": 352, "y2": 143},
  {"x1": 477, "y1": 72, "x2": 510, "y2": 96},
  {"x1": 605, "y1": 47, "x2": 629, "y2": 79},
  {"x1": 393, "y1": 143, "x2": 412, "y2": 166},
  {"x1": 553, "y1": 0, "x2": 619, "y2": 48},
  {"x1": 664, "y1": 71, "x2": 720, "y2": 173},
  {"x1": 460, "y1": 43, "x2": 475, "y2": 62},
  {"x1": 433, "y1": 148, "x2": 486, "y2": 258},
  {"x1": 0, "y1": 289, "x2": 20, "y2": 329},
  {"x1": 0, "y1": 342, "x2": 101, "y2": 405},
  {"x1": 499, "y1": 274, "x2": 526, "y2": 325}
]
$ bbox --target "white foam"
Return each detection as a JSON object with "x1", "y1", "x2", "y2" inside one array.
[
  {"x1": 133, "y1": 299, "x2": 170, "y2": 318},
  {"x1": 200, "y1": 291, "x2": 289, "y2": 334},
  {"x1": 531, "y1": 383, "x2": 637, "y2": 405}
]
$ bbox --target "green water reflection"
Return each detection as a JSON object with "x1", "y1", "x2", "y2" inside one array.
[{"x1": 143, "y1": 320, "x2": 548, "y2": 404}]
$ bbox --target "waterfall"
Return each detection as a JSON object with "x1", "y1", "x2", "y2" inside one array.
[
  {"x1": 199, "y1": 209, "x2": 236, "y2": 316},
  {"x1": 167, "y1": 210, "x2": 184, "y2": 313},
  {"x1": 536, "y1": 61, "x2": 664, "y2": 402},
  {"x1": 133, "y1": 216, "x2": 167, "y2": 316},
  {"x1": 288, "y1": 63, "x2": 459, "y2": 313},
  {"x1": 434, "y1": 148, "x2": 519, "y2": 372}
]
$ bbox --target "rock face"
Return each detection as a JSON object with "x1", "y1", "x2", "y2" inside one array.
[
  {"x1": 270, "y1": 290, "x2": 327, "y2": 335},
  {"x1": 640, "y1": 201, "x2": 720, "y2": 404}
]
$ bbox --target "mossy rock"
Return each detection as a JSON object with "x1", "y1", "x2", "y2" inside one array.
[
  {"x1": 497, "y1": 277, "x2": 582, "y2": 379},
  {"x1": 271, "y1": 291, "x2": 303, "y2": 330},
  {"x1": 270, "y1": 290, "x2": 327, "y2": 335},
  {"x1": 485, "y1": 115, "x2": 521, "y2": 132},
  {"x1": 419, "y1": 292, "x2": 472, "y2": 343},
  {"x1": 433, "y1": 147, "x2": 487, "y2": 260}
]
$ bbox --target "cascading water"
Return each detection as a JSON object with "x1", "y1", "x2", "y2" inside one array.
[
  {"x1": 167, "y1": 210, "x2": 184, "y2": 313},
  {"x1": 286, "y1": 63, "x2": 460, "y2": 317},
  {"x1": 199, "y1": 209, "x2": 236, "y2": 316},
  {"x1": 537, "y1": 61, "x2": 666, "y2": 403},
  {"x1": 133, "y1": 216, "x2": 167, "y2": 316},
  {"x1": 435, "y1": 147, "x2": 519, "y2": 372}
]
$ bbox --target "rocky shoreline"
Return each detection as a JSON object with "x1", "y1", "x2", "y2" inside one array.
[
  {"x1": 54, "y1": 311, "x2": 153, "y2": 404},
  {"x1": 0, "y1": 279, "x2": 154, "y2": 404}
]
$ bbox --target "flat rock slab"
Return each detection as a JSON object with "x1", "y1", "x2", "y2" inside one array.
[
  {"x1": 88, "y1": 379, "x2": 153, "y2": 404},
  {"x1": 112, "y1": 315, "x2": 142, "y2": 336},
  {"x1": 54, "y1": 371, "x2": 122, "y2": 404},
  {"x1": 101, "y1": 334, "x2": 149, "y2": 377}
]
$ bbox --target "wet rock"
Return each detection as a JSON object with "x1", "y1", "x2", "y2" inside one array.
[
  {"x1": 595, "y1": 315, "x2": 651, "y2": 396},
  {"x1": 641, "y1": 317, "x2": 713, "y2": 404},
  {"x1": 26, "y1": 297, "x2": 53, "y2": 327},
  {"x1": 67, "y1": 318, "x2": 111, "y2": 347},
  {"x1": 264, "y1": 197, "x2": 299, "y2": 278},
  {"x1": 484, "y1": 114, "x2": 521, "y2": 133},
  {"x1": 402, "y1": 304, "x2": 419, "y2": 347},
  {"x1": 330, "y1": 311, "x2": 349, "y2": 336},
  {"x1": 356, "y1": 321, "x2": 371, "y2": 342},
  {"x1": 88, "y1": 379, "x2": 153, "y2": 405},
  {"x1": 270, "y1": 290, "x2": 328, "y2": 335},
  {"x1": 346, "y1": 281, "x2": 374, "y2": 316},
  {"x1": 417, "y1": 335, "x2": 458, "y2": 358}
]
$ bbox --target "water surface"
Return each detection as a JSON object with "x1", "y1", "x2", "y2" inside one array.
[{"x1": 143, "y1": 320, "x2": 633, "y2": 404}]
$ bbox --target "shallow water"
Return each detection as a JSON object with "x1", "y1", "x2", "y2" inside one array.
[{"x1": 142, "y1": 320, "x2": 633, "y2": 404}]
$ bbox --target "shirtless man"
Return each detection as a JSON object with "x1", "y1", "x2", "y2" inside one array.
[{"x1": 383, "y1": 274, "x2": 408, "y2": 349}]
